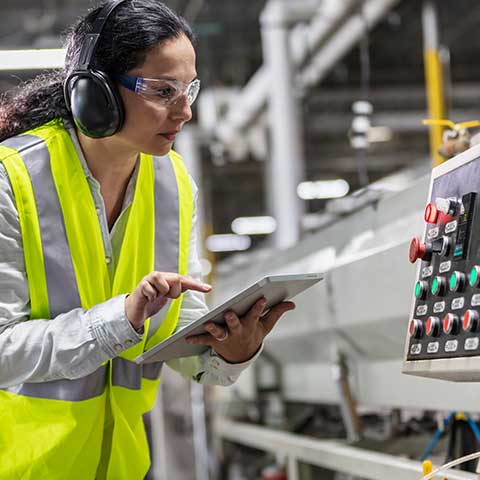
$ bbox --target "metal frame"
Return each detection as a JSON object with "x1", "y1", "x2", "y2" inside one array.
[{"x1": 214, "y1": 419, "x2": 478, "y2": 480}]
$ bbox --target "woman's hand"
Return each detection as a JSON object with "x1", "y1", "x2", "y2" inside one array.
[
  {"x1": 185, "y1": 298, "x2": 296, "y2": 363},
  {"x1": 125, "y1": 272, "x2": 211, "y2": 331}
]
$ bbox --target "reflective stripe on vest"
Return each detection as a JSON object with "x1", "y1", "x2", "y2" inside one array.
[{"x1": 0, "y1": 121, "x2": 193, "y2": 479}]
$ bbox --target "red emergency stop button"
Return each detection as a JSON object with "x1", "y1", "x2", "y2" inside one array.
[
  {"x1": 424, "y1": 203, "x2": 439, "y2": 224},
  {"x1": 409, "y1": 237, "x2": 432, "y2": 263}
]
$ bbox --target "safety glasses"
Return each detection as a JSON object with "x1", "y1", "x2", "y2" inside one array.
[{"x1": 116, "y1": 74, "x2": 201, "y2": 106}]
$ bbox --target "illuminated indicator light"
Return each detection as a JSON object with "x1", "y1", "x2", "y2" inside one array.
[
  {"x1": 470, "y1": 267, "x2": 480, "y2": 287},
  {"x1": 449, "y1": 272, "x2": 457, "y2": 291},
  {"x1": 424, "y1": 203, "x2": 439, "y2": 223}
]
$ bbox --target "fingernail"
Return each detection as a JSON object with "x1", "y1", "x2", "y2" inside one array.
[
  {"x1": 225, "y1": 313, "x2": 234, "y2": 320},
  {"x1": 202, "y1": 283, "x2": 212, "y2": 290},
  {"x1": 206, "y1": 325, "x2": 213, "y2": 332}
]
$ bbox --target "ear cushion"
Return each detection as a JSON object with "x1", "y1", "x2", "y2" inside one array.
[{"x1": 66, "y1": 70, "x2": 125, "y2": 138}]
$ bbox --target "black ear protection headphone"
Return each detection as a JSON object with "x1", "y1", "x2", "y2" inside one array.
[{"x1": 64, "y1": 0, "x2": 127, "y2": 138}]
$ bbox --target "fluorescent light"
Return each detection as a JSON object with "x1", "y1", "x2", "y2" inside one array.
[
  {"x1": 0, "y1": 49, "x2": 66, "y2": 70},
  {"x1": 206, "y1": 234, "x2": 251, "y2": 252},
  {"x1": 231, "y1": 216, "x2": 277, "y2": 235},
  {"x1": 297, "y1": 179, "x2": 350, "y2": 200}
]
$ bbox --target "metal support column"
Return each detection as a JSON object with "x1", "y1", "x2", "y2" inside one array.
[
  {"x1": 422, "y1": 0, "x2": 446, "y2": 167},
  {"x1": 260, "y1": 0, "x2": 307, "y2": 250}
]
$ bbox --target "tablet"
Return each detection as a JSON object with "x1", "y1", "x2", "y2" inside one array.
[{"x1": 134, "y1": 273, "x2": 323, "y2": 364}]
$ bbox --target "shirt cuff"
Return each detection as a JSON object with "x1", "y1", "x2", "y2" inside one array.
[
  {"x1": 206, "y1": 342, "x2": 264, "y2": 381},
  {"x1": 87, "y1": 294, "x2": 143, "y2": 358}
]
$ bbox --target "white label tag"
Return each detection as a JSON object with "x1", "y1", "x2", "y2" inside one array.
[
  {"x1": 433, "y1": 301, "x2": 446, "y2": 313},
  {"x1": 410, "y1": 343, "x2": 422, "y2": 355},
  {"x1": 416, "y1": 305, "x2": 428, "y2": 316},
  {"x1": 439, "y1": 261, "x2": 452, "y2": 274},
  {"x1": 422, "y1": 266, "x2": 433, "y2": 278},
  {"x1": 452, "y1": 297, "x2": 465, "y2": 310},
  {"x1": 472, "y1": 294, "x2": 480, "y2": 307},
  {"x1": 445, "y1": 220, "x2": 458, "y2": 234},
  {"x1": 427, "y1": 342, "x2": 439, "y2": 353},
  {"x1": 427, "y1": 227, "x2": 439, "y2": 239},
  {"x1": 445, "y1": 340, "x2": 458, "y2": 352},
  {"x1": 465, "y1": 338, "x2": 480, "y2": 351}
]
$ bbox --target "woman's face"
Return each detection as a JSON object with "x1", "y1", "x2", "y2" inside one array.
[{"x1": 115, "y1": 34, "x2": 197, "y2": 156}]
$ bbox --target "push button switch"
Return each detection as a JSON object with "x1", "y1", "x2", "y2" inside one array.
[
  {"x1": 463, "y1": 310, "x2": 480, "y2": 332},
  {"x1": 426, "y1": 316, "x2": 441, "y2": 337},
  {"x1": 431, "y1": 276, "x2": 447, "y2": 297},
  {"x1": 443, "y1": 313, "x2": 460, "y2": 335},
  {"x1": 449, "y1": 271, "x2": 466, "y2": 293},
  {"x1": 415, "y1": 281, "x2": 428, "y2": 300},
  {"x1": 469, "y1": 266, "x2": 480, "y2": 288},
  {"x1": 409, "y1": 319, "x2": 423, "y2": 339}
]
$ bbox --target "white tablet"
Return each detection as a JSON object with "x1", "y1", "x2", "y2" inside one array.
[{"x1": 134, "y1": 273, "x2": 323, "y2": 364}]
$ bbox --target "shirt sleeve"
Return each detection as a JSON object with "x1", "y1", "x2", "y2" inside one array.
[
  {"x1": 165, "y1": 176, "x2": 261, "y2": 386},
  {"x1": 0, "y1": 165, "x2": 143, "y2": 388}
]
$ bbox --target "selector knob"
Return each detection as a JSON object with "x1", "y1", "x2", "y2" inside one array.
[
  {"x1": 409, "y1": 237, "x2": 432, "y2": 263},
  {"x1": 409, "y1": 319, "x2": 424, "y2": 339},
  {"x1": 431, "y1": 276, "x2": 447, "y2": 297},
  {"x1": 436, "y1": 197, "x2": 462, "y2": 216},
  {"x1": 463, "y1": 310, "x2": 480, "y2": 332},
  {"x1": 433, "y1": 236, "x2": 452, "y2": 257},
  {"x1": 415, "y1": 281, "x2": 428, "y2": 300},
  {"x1": 443, "y1": 313, "x2": 460, "y2": 335},
  {"x1": 469, "y1": 266, "x2": 480, "y2": 288},
  {"x1": 426, "y1": 316, "x2": 441, "y2": 337},
  {"x1": 449, "y1": 271, "x2": 466, "y2": 293}
]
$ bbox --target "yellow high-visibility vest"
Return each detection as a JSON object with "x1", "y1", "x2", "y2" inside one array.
[{"x1": 0, "y1": 120, "x2": 193, "y2": 479}]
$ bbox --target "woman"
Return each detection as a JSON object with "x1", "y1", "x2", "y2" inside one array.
[{"x1": 0, "y1": 1, "x2": 295, "y2": 479}]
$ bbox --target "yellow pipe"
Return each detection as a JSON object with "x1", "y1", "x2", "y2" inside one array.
[{"x1": 424, "y1": 48, "x2": 446, "y2": 167}]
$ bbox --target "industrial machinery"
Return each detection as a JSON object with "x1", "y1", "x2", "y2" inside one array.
[{"x1": 404, "y1": 144, "x2": 480, "y2": 381}]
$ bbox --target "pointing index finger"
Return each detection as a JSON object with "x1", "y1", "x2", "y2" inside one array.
[{"x1": 179, "y1": 276, "x2": 212, "y2": 293}]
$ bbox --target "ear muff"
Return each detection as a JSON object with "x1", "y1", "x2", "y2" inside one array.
[{"x1": 64, "y1": 70, "x2": 125, "y2": 138}]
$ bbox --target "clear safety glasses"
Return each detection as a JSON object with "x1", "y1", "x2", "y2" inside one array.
[{"x1": 116, "y1": 74, "x2": 201, "y2": 106}]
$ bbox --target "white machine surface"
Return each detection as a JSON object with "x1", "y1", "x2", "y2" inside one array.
[
  {"x1": 403, "y1": 144, "x2": 480, "y2": 381},
  {"x1": 135, "y1": 273, "x2": 323, "y2": 364}
]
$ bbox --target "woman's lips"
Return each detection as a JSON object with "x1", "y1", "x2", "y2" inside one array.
[{"x1": 160, "y1": 132, "x2": 178, "y2": 141}]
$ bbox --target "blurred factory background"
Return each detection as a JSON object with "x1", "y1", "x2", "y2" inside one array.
[{"x1": 4, "y1": 0, "x2": 480, "y2": 479}]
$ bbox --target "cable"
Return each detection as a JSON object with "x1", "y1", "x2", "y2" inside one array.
[{"x1": 418, "y1": 450, "x2": 480, "y2": 480}]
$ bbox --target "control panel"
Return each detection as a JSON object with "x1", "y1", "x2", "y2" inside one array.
[{"x1": 403, "y1": 144, "x2": 480, "y2": 381}]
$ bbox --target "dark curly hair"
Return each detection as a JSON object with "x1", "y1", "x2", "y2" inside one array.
[{"x1": 0, "y1": 0, "x2": 194, "y2": 142}]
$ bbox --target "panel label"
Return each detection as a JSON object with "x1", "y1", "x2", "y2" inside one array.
[
  {"x1": 427, "y1": 227, "x2": 439, "y2": 240},
  {"x1": 422, "y1": 266, "x2": 433, "y2": 278},
  {"x1": 445, "y1": 340, "x2": 458, "y2": 352},
  {"x1": 445, "y1": 220, "x2": 458, "y2": 234},
  {"x1": 433, "y1": 301, "x2": 446, "y2": 313},
  {"x1": 427, "y1": 342, "x2": 439, "y2": 353},
  {"x1": 472, "y1": 294, "x2": 480, "y2": 307},
  {"x1": 451, "y1": 297, "x2": 465, "y2": 310},
  {"x1": 410, "y1": 343, "x2": 422, "y2": 355},
  {"x1": 439, "y1": 261, "x2": 452, "y2": 273},
  {"x1": 416, "y1": 305, "x2": 428, "y2": 316},
  {"x1": 465, "y1": 337, "x2": 480, "y2": 351}
]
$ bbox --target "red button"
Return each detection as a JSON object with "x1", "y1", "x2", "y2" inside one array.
[
  {"x1": 424, "y1": 203, "x2": 439, "y2": 224},
  {"x1": 409, "y1": 237, "x2": 427, "y2": 263},
  {"x1": 443, "y1": 313, "x2": 459, "y2": 335},
  {"x1": 463, "y1": 310, "x2": 479, "y2": 332}
]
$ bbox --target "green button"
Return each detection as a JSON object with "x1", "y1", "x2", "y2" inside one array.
[
  {"x1": 432, "y1": 277, "x2": 439, "y2": 295},
  {"x1": 450, "y1": 272, "x2": 457, "y2": 291},
  {"x1": 415, "y1": 282, "x2": 421, "y2": 298},
  {"x1": 470, "y1": 267, "x2": 478, "y2": 287}
]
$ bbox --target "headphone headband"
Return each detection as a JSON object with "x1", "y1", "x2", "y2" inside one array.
[{"x1": 77, "y1": 0, "x2": 127, "y2": 71}]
